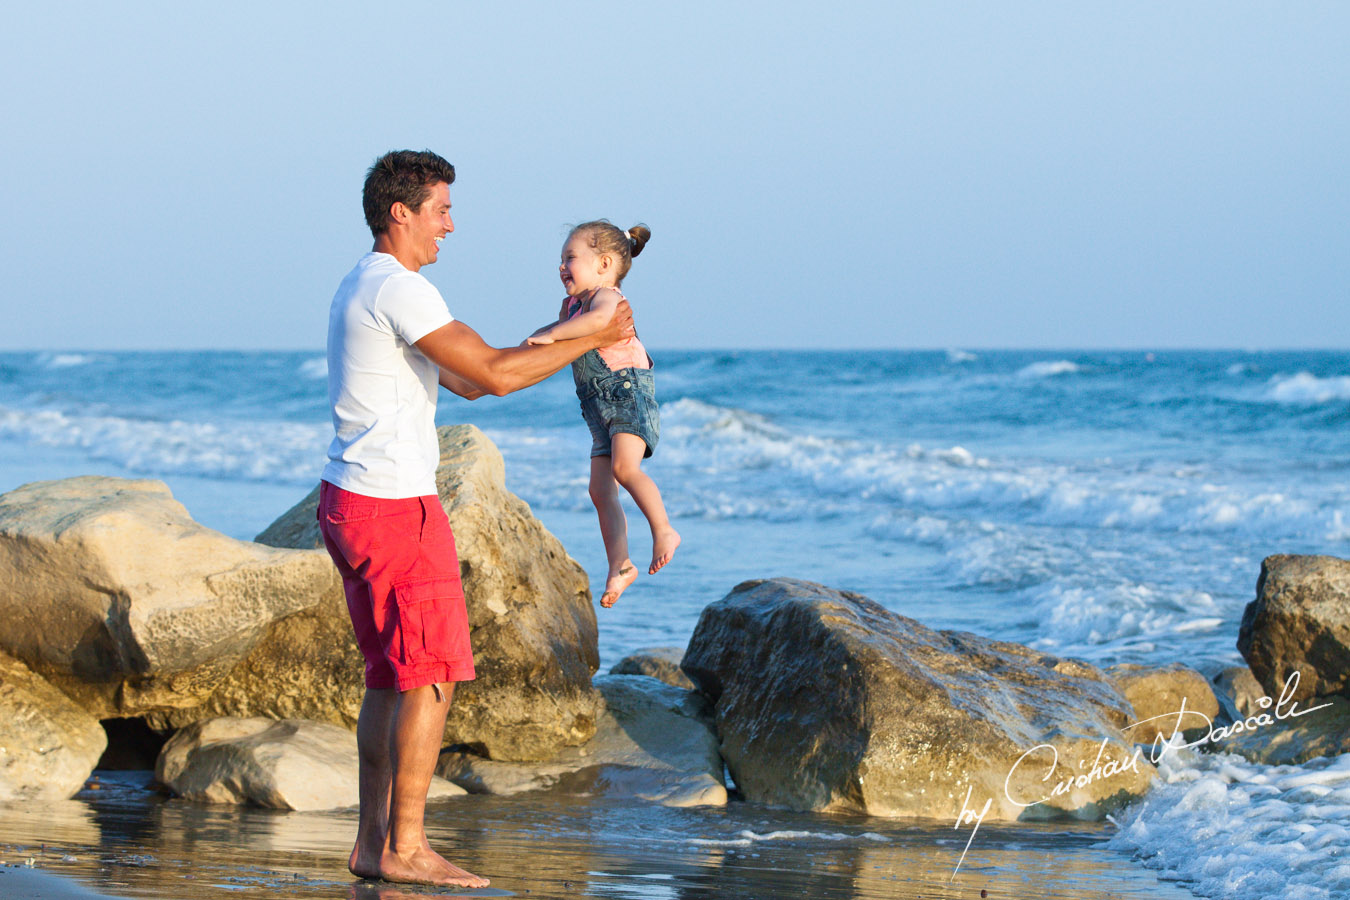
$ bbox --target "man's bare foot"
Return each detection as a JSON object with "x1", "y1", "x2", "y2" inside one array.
[
  {"x1": 600, "y1": 561, "x2": 638, "y2": 608},
  {"x1": 378, "y1": 844, "x2": 489, "y2": 889},
  {"x1": 649, "y1": 528, "x2": 681, "y2": 574},
  {"x1": 349, "y1": 843, "x2": 381, "y2": 880}
]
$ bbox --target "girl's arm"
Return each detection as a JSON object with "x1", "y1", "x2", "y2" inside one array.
[{"x1": 528, "y1": 289, "x2": 621, "y2": 345}]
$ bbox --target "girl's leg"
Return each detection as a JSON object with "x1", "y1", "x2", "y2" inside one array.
[
  {"x1": 609, "y1": 433, "x2": 681, "y2": 574},
  {"x1": 589, "y1": 454, "x2": 637, "y2": 607}
]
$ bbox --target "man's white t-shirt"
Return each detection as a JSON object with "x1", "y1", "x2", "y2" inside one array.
[{"x1": 322, "y1": 252, "x2": 454, "y2": 498}]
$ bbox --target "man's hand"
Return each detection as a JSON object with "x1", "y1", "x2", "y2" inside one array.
[{"x1": 598, "y1": 300, "x2": 635, "y2": 347}]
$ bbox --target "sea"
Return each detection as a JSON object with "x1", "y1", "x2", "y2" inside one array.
[{"x1": 1, "y1": 348, "x2": 1348, "y2": 899}]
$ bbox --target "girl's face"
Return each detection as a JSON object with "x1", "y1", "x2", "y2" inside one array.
[{"x1": 559, "y1": 234, "x2": 615, "y2": 296}]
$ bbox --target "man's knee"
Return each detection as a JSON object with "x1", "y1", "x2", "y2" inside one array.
[{"x1": 400, "y1": 681, "x2": 456, "y2": 704}]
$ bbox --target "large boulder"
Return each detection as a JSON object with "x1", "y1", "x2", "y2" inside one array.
[
  {"x1": 1211, "y1": 665, "x2": 1265, "y2": 724},
  {"x1": 1105, "y1": 663, "x2": 1220, "y2": 743},
  {"x1": 437, "y1": 674, "x2": 725, "y2": 807},
  {"x1": 682, "y1": 578, "x2": 1153, "y2": 822},
  {"x1": 0, "y1": 650, "x2": 107, "y2": 801},
  {"x1": 145, "y1": 592, "x2": 364, "y2": 733},
  {"x1": 257, "y1": 425, "x2": 601, "y2": 761},
  {"x1": 609, "y1": 646, "x2": 695, "y2": 689},
  {"x1": 156, "y1": 716, "x2": 465, "y2": 810},
  {"x1": 1238, "y1": 554, "x2": 1350, "y2": 702},
  {"x1": 0, "y1": 476, "x2": 341, "y2": 722},
  {"x1": 1220, "y1": 698, "x2": 1350, "y2": 765}
]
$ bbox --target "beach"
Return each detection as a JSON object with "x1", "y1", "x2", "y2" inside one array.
[
  {"x1": 0, "y1": 770, "x2": 1208, "y2": 900},
  {"x1": 2, "y1": 349, "x2": 1348, "y2": 899}
]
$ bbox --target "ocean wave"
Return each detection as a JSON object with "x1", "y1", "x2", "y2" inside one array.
[
  {"x1": 1108, "y1": 750, "x2": 1350, "y2": 900},
  {"x1": 946, "y1": 349, "x2": 977, "y2": 364},
  {"x1": 646, "y1": 397, "x2": 1342, "y2": 543},
  {"x1": 36, "y1": 352, "x2": 97, "y2": 369},
  {"x1": 1266, "y1": 372, "x2": 1350, "y2": 405},
  {"x1": 1026, "y1": 582, "x2": 1223, "y2": 652},
  {"x1": 687, "y1": 830, "x2": 889, "y2": 848},
  {"x1": 299, "y1": 357, "x2": 327, "y2": 379},
  {"x1": 0, "y1": 405, "x2": 327, "y2": 485},
  {"x1": 1017, "y1": 360, "x2": 1080, "y2": 379},
  {"x1": 1328, "y1": 511, "x2": 1350, "y2": 543}
]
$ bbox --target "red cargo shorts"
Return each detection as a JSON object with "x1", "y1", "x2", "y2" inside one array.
[{"x1": 317, "y1": 480, "x2": 475, "y2": 691}]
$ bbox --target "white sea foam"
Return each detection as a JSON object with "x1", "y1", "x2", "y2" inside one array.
[
  {"x1": 36, "y1": 352, "x2": 96, "y2": 368},
  {"x1": 299, "y1": 357, "x2": 327, "y2": 379},
  {"x1": 0, "y1": 405, "x2": 327, "y2": 485},
  {"x1": 1266, "y1": 372, "x2": 1350, "y2": 405},
  {"x1": 648, "y1": 396, "x2": 1343, "y2": 550},
  {"x1": 687, "y1": 830, "x2": 890, "y2": 848},
  {"x1": 1017, "y1": 360, "x2": 1080, "y2": 379},
  {"x1": 1026, "y1": 582, "x2": 1226, "y2": 653},
  {"x1": 946, "y1": 349, "x2": 978, "y2": 364},
  {"x1": 1108, "y1": 749, "x2": 1350, "y2": 900},
  {"x1": 1328, "y1": 511, "x2": 1350, "y2": 543}
]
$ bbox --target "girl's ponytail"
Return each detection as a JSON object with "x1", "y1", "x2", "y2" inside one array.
[{"x1": 626, "y1": 225, "x2": 652, "y2": 258}]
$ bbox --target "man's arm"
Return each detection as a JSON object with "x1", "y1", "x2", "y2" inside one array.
[
  {"x1": 416, "y1": 300, "x2": 634, "y2": 397},
  {"x1": 439, "y1": 368, "x2": 487, "y2": 400}
]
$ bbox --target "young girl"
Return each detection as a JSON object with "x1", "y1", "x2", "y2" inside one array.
[{"x1": 527, "y1": 220, "x2": 679, "y2": 607}]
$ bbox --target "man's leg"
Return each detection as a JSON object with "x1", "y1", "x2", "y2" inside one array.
[
  {"x1": 377, "y1": 682, "x2": 488, "y2": 888},
  {"x1": 349, "y1": 687, "x2": 396, "y2": 879}
]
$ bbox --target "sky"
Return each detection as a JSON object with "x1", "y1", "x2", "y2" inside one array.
[{"x1": 2, "y1": 2, "x2": 1347, "y2": 350}]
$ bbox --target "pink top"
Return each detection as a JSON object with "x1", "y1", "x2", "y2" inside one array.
[{"x1": 566, "y1": 287, "x2": 651, "y2": 371}]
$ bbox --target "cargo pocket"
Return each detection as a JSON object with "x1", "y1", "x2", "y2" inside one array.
[{"x1": 392, "y1": 577, "x2": 466, "y2": 665}]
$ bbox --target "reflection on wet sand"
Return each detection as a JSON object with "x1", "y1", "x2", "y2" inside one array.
[{"x1": 0, "y1": 772, "x2": 1199, "y2": 900}]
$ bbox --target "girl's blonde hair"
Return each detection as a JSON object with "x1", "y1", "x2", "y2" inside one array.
[{"x1": 569, "y1": 220, "x2": 651, "y2": 285}]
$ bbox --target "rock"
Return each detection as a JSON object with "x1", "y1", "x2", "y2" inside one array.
[
  {"x1": 437, "y1": 674, "x2": 725, "y2": 807},
  {"x1": 0, "y1": 476, "x2": 341, "y2": 722},
  {"x1": 1220, "y1": 697, "x2": 1350, "y2": 765},
  {"x1": 437, "y1": 754, "x2": 579, "y2": 797},
  {"x1": 0, "y1": 650, "x2": 107, "y2": 801},
  {"x1": 1106, "y1": 663, "x2": 1220, "y2": 743},
  {"x1": 682, "y1": 578, "x2": 1153, "y2": 822},
  {"x1": 1211, "y1": 665, "x2": 1265, "y2": 724},
  {"x1": 609, "y1": 647, "x2": 695, "y2": 689},
  {"x1": 257, "y1": 425, "x2": 601, "y2": 761},
  {"x1": 156, "y1": 717, "x2": 465, "y2": 810},
  {"x1": 1238, "y1": 554, "x2": 1350, "y2": 702},
  {"x1": 144, "y1": 593, "x2": 365, "y2": 733}
]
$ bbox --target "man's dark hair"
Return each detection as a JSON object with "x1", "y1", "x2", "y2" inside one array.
[{"x1": 363, "y1": 150, "x2": 456, "y2": 237}]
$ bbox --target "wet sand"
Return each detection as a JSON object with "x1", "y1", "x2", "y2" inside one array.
[{"x1": 0, "y1": 771, "x2": 1197, "y2": 900}]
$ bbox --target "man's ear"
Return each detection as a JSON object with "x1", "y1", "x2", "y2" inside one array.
[{"x1": 388, "y1": 201, "x2": 411, "y2": 226}]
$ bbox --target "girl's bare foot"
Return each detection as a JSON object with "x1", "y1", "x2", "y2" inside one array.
[
  {"x1": 649, "y1": 528, "x2": 681, "y2": 574},
  {"x1": 600, "y1": 561, "x2": 638, "y2": 608}
]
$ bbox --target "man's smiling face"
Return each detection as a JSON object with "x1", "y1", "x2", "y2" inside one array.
[{"x1": 405, "y1": 181, "x2": 454, "y2": 269}]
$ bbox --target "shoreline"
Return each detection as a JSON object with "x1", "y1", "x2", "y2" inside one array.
[
  {"x1": 0, "y1": 867, "x2": 122, "y2": 900},
  {"x1": 0, "y1": 771, "x2": 1201, "y2": 900}
]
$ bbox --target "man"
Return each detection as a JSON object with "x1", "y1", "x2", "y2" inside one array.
[{"x1": 318, "y1": 150, "x2": 633, "y2": 888}]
